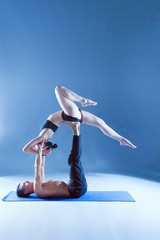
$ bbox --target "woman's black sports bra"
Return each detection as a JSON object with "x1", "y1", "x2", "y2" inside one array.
[{"x1": 41, "y1": 120, "x2": 58, "y2": 132}]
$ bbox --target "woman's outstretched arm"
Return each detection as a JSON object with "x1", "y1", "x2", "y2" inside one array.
[
  {"x1": 23, "y1": 135, "x2": 44, "y2": 154},
  {"x1": 23, "y1": 135, "x2": 53, "y2": 155},
  {"x1": 23, "y1": 111, "x2": 63, "y2": 154}
]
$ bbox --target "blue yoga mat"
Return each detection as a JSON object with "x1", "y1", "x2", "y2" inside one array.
[{"x1": 2, "y1": 191, "x2": 135, "y2": 202}]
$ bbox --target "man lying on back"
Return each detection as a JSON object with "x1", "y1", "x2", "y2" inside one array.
[{"x1": 16, "y1": 122, "x2": 87, "y2": 198}]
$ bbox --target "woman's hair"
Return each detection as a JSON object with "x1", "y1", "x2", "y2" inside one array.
[{"x1": 45, "y1": 141, "x2": 58, "y2": 150}]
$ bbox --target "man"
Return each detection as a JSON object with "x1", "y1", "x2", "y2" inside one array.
[{"x1": 16, "y1": 122, "x2": 87, "y2": 198}]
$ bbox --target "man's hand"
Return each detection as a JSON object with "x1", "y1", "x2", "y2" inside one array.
[
  {"x1": 37, "y1": 140, "x2": 44, "y2": 153},
  {"x1": 37, "y1": 140, "x2": 52, "y2": 156}
]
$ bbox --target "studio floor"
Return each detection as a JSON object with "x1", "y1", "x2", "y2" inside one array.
[{"x1": 0, "y1": 173, "x2": 160, "y2": 240}]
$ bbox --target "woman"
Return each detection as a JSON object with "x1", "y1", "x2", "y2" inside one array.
[{"x1": 23, "y1": 85, "x2": 136, "y2": 155}]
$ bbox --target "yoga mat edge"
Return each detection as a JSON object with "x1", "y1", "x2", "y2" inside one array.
[{"x1": 2, "y1": 191, "x2": 135, "y2": 202}]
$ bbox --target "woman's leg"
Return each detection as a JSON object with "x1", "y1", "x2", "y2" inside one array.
[
  {"x1": 55, "y1": 85, "x2": 97, "y2": 118},
  {"x1": 81, "y1": 110, "x2": 137, "y2": 148}
]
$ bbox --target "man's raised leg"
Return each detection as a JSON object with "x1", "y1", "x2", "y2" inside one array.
[{"x1": 67, "y1": 122, "x2": 87, "y2": 198}]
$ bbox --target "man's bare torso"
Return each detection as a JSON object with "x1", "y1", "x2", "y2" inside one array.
[{"x1": 34, "y1": 180, "x2": 70, "y2": 198}]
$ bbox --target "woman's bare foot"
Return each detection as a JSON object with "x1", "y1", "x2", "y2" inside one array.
[
  {"x1": 120, "y1": 138, "x2": 137, "y2": 149},
  {"x1": 81, "y1": 98, "x2": 97, "y2": 107}
]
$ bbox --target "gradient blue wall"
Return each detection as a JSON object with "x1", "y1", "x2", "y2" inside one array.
[{"x1": 0, "y1": 0, "x2": 160, "y2": 180}]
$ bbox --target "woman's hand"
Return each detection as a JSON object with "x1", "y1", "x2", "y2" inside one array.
[
  {"x1": 40, "y1": 140, "x2": 52, "y2": 156},
  {"x1": 23, "y1": 135, "x2": 46, "y2": 154}
]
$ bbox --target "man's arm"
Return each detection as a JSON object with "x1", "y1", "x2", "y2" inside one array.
[
  {"x1": 41, "y1": 156, "x2": 45, "y2": 180},
  {"x1": 34, "y1": 142, "x2": 43, "y2": 194},
  {"x1": 34, "y1": 147, "x2": 70, "y2": 198}
]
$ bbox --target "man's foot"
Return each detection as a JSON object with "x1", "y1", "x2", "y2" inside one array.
[
  {"x1": 81, "y1": 98, "x2": 97, "y2": 107},
  {"x1": 120, "y1": 138, "x2": 137, "y2": 149},
  {"x1": 65, "y1": 121, "x2": 80, "y2": 135}
]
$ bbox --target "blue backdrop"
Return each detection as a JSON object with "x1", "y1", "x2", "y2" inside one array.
[{"x1": 0, "y1": 0, "x2": 160, "y2": 180}]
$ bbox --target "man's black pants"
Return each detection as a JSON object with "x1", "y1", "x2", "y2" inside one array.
[{"x1": 68, "y1": 135, "x2": 87, "y2": 198}]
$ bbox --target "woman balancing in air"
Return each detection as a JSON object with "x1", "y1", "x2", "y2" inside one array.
[{"x1": 23, "y1": 85, "x2": 136, "y2": 156}]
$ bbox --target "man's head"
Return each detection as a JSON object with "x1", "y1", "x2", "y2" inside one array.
[{"x1": 16, "y1": 180, "x2": 34, "y2": 197}]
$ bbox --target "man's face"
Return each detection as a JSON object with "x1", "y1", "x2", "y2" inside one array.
[{"x1": 19, "y1": 180, "x2": 33, "y2": 194}]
